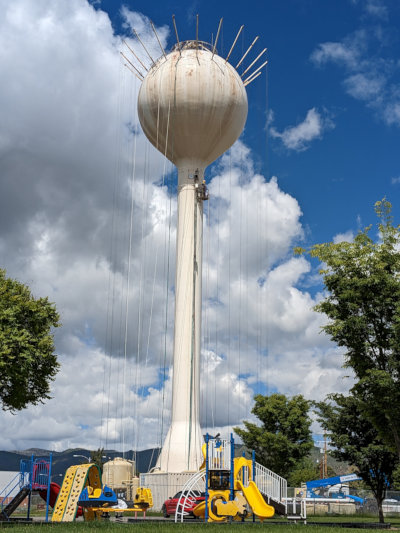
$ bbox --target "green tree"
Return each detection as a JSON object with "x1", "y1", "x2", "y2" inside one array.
[
  {"x1": 91, "y1": 448, "x2": 106, "y2": 474},
  {"x1": 0, "y1": 269, "x2": 60, "y2": 411},
  {"x1": 315, "y1": 394, "x2": 398, "y2": 523},
  {"x1": 234, "y1": 393, "x2": 313, "y2": 480},
  {"x1": 288, "y1": 458, "x2": 320, "y2": 487},
  {"x1": 297, "y1": 199, "x2": 400, "y2": 457}
]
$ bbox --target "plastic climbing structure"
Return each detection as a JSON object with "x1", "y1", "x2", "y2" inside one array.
[
  {"x1": 52, "y1": 463, "x2": 153, "y2": 522},
  {"x1": 175, "y1": 434, "x2": 289, "y2": 523},
  {"x1": 0, "y1": 455, "x2": 54, "y2": 522},
  {"x1": 52, "y1": 463, "x2": 102, "y2": 522},
  {"x1": 0, "y1": 454, "x2": 153, "y2": 523}
]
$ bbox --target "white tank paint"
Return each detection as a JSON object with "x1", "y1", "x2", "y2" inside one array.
[
  {"x1": 138, "y1": 43, "x2": 248, "y2": 473},
  {"x1": 138, "y1": 45, "x2": 248, "y2": 168}
]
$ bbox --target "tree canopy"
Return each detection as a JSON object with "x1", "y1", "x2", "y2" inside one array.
[
  {"x1": 315, "y1": 394, "x2": 398, "y2": 523},
  {"x1": 0, "y1": 269, "x2": 60, "y2": 411},
  {"x1": 91, "y1": 448, "x2": 106, "y2": 474},
  {"x1": 298, "y1": 199, "x2": 400, "y2": 457},
  {"x1": 234, "y1": 393, "x2": 313, "y2": 480}
]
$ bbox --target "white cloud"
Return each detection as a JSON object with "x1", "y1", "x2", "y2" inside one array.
[
  {"x1": 333, "y1": 230, "x2": 355, "y2": 243},
  {"x1": 392, "y1": 176, "x2": 400, "y2": 185},
  {"x1": 0, "y1": 0, "x2": 349, "y2": 453},
  {"x1": 344, "y1": 73, "x2": 386, "y2": 100},
  {"x1": 120, "y1": 6, "x2": 170, "y2": 69},
  {"x1": 269, "y1": 108, "x2": 334, "y2": 151},
  {"x1": 311, "y1": 21, "x2": 400, "y2": 127},
  {"x1": 364, "y1": 0, "x2": 389, "y2": 20},
  {"x1": 310, "y1": 41, "x2": 361, "y2": 69},
  {"x1": 384, "y1": 101, "x2": 400, "y2": 126},
  {"x1": 350, "y1": 0, "x2": 388, "y2": 19}
]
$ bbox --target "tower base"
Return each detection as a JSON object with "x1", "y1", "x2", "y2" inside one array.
[
  {"x1": 139, "y1": 471, "x2": 197, "y2": 511},
  {"x1": 155, "y1": 420, "x2": 203, "y2": 473}
]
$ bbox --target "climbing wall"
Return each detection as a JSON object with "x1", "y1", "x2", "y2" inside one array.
[{"x1": 52, "y1": 464, "x2": 101, "y2": 522}]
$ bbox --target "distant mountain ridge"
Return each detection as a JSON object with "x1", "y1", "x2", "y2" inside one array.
[
  {"x1": 0, "y1": 445, "x2": 348, "y2": 480},
  {"x1": 0, "y1": 448, "x2": 161, "y2": 478}
]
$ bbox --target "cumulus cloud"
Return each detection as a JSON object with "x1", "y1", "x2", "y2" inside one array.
[
  {"x1": 333, "y1": 230, "x2": 355, "y2": 243},
  {"x1": 310, "y1": 14, "x2": 400, "y2": 127},
  {"x1": 343, "y1": 72, "x2": 386, "y2": 100},
  {"x1": 351, "y1": 0, "x2": 389, "y2": 20},
  {"x1": 269, "y1": 108, "x2": 334, "y2": 151},
  {"x1": 311, "y1": 40, "x2": 362, "y2": 69},
  {"x1": 365, "y1": 0, "x2": 388, "y2": 20},
  {"x1": 0, "y1": 0, "x2": 348, "y2": 452}
]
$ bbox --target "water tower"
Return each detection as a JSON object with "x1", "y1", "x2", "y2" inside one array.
[{"x1": 125, "y1": 18, "x2": 267, "y2": 478}]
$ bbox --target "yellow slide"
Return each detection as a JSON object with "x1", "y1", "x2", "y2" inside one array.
[
  {"x1": 193, "y1": 500, "x2": 206, "y2": 518},
  {"x1": 236, "y1": 480, "x2": 275, "y2": 519}
]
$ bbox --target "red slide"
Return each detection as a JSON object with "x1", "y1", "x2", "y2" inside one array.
[{"x1": 38, "y1": 482, "x2": 83, "y2": 517}]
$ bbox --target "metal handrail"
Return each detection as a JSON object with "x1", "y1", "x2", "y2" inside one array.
[
  {"x1": 254, "y1": 462, "x2": 287, "y2": 508},
  {"x1": 0, "y1": 472, "x2": 27, "y2": 513}
]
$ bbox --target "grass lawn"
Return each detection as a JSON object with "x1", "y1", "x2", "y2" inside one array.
[{"x1": 0, "y1": 519, "x2": 397, "y2": 532}]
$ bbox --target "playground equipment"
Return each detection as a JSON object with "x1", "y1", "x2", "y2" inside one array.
[
  {"x1": 78, "y1": 485, "x2": 118, "y2": 507},
  {"x1": 78, "y1": 485, "x2": 153, "y2": 520},
  {"x1": 305, "y1": 474, "x2": 364, "y2": 504},
  {"x1": 52, "y1": 463, "x2": 102, "y2": 522},
  {"x1": 52, "y1": 462, "x2": 153, "y2": 522},
  {"x1": 174, "y1": 435, "x2": 288, "y2": 522},
  {"x1": 0, "y1": 455, "x2": 53, "y2": 521}
]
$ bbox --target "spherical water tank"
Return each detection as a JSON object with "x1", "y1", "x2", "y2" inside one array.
[
  {"x1": 137, "y1": 41, "x2": 248, "y2": 168},
  {"x1": 102, "y1": 457, "x2": 135, "y2": 488}
]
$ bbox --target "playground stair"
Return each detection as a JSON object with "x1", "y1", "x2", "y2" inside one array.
[
  {"x1": 0, "y1": 487, "x2": 30, "y2": 520},
  {"x1": 52, "y1": 465, "x2": 92, "y2": 522}
]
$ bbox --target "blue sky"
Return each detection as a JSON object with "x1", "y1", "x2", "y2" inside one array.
[
  {"x1": 0, "y1": 0, "x2": 399, "y2": 453},
  {"x1": 99, "y1": 0, "x2": 400, "y2": 244}
]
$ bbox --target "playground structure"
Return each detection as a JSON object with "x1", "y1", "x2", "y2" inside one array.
[
  {"x1": 0, "y1": 455, "x2": 54, "y2": 522},
  {"x1": 174, "y1": 435, "x2": 298, "y2": 523},
  {"x1": 51, "y1": 463, "x2": 153, "y2": 522},
  {"x1": 0, "y1": 441, "x2": 297, "y2": 523},
  {"x1": 0, "y1": 456, "x2": 153, "y2": 522},
  {"x1": 52, "y1": 464, "x2": 102, "y2": 522}
]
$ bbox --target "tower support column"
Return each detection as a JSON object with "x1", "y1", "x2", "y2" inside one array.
[{"x1": 156, "y1": 166, "x2": 205, "y2": 472}]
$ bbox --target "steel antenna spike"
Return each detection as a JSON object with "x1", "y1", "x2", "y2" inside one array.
[
  {"x1": 236, "y1": 35, "x2": 259, "y2": 69},
  {"x1": 212, "y1": 18, "x2": 223, "y2": 59},
  {"x1": 241, "y1": 48, "x2": 267, "y2": 78},
  {"x1": 172, "y1": 15, "x2": 181, "y2": 56},
  {"x1": 243, "y1": 58, "x2": 268, "y2": 85},
  {"x1": 120, "y1": 52, "x2": 144, "y2": 79},
  {"x1": 123, "y1": 40, "x2": 148, "y2": 72},
  {"x1": 132, "y1": 27, "x2": 155, "y2": 66},
  {"x1": 225, "y1": 25, "x2": 244, "y2": 64},
  {"x1": 244, "y1": 71, "x2": 261, "y2": 87},
  {"x1": 150, "y1": 20, "x2": 167, "y2": 60},
  {"x1": 124, "y1": 63, "x2": 143, "y2": 82}
]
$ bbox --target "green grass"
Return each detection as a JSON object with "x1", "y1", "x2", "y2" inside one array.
[
  {"x1": 309, "y1": 514, "x2": 400, "y2": 524},
  {"x1": 0, "y1": 521, "x2": 397, "y2": 532}
]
